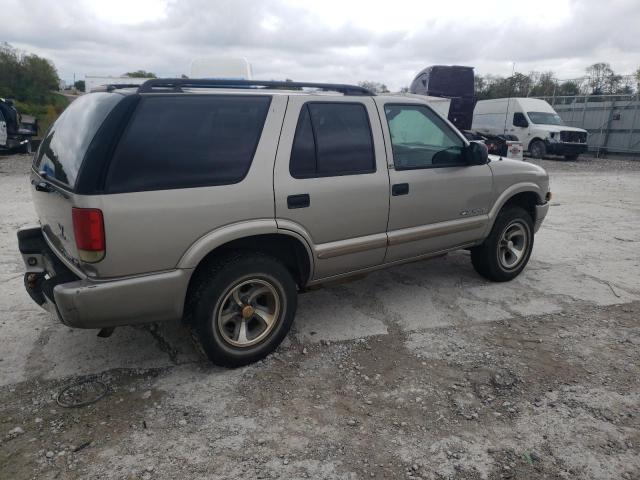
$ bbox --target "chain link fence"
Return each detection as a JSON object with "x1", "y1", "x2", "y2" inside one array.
[{"x1": 535, "y1": 94, "x2": 640, "y2": 157}]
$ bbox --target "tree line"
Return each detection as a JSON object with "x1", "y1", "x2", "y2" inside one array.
[
  {"x1": 0, "y1": 43, "x2": 68, "y2": 134},
  {"x1": 475, "y1": 63, "x2": 640, "y2": 100},
  {"x1": 0, "y1": 42, "x2": 60, "y2": 103},
  {"x1": 360, "y1": 63, "x2": 640, "y2": 98}
]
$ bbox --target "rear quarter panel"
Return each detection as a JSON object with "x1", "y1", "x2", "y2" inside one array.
[{"x1": 77, "y1": 95, "x2": 287, "y2": 279}]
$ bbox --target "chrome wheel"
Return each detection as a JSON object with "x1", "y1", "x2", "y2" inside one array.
[
  {"x1": 498, "y1": 221, "x2": 529, "y2": 270},
  {"x1": 215, "y1": 278, "x2": 281, "y2": 348}
]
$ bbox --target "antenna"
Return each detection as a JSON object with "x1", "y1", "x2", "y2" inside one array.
[{"x1": 503, "y1": 62, "x2": 516, "y2": 134}]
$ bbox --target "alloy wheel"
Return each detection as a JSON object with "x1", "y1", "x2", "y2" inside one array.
[
  {"x1": 498, "y1": 221, "x2": 529, "y2": 270},
  {"x1": 215, "y1": 278, "x2": 281, "y2": 348}
]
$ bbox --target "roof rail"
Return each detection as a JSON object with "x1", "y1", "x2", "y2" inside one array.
[
  {"x1": 136, "y1": 78, "x2": 375, "y2": 96},
  {"x1": 92, "y1": 84, "x2": 145, "y2": 93}
]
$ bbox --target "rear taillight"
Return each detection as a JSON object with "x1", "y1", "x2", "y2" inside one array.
[{"x1": 72, "y1": 207, "x2": 105, "y2": 263}]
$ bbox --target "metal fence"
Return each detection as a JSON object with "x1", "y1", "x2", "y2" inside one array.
[{"x1": 535, "y1": 94, "x2": 640, "y2": 157}]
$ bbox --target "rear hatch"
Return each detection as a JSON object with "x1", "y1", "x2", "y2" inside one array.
[{"x1": 31, "y1": 92, "x2": 124, "y2": 272}]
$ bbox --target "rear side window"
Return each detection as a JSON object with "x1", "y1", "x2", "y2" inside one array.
[
  {"x1": 35, "y1": 93, "x2": 122, "y2": 188},
  {"x1": 290, "y1": 103, "x2": 375, "y2": 178},
  {"x1": 106, "y1": 95, "x2": 271, "y2": 193}
]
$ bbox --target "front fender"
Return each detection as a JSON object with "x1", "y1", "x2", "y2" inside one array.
[{"x1": 482, "y1": 182, "x2": 544, "y2": 237}]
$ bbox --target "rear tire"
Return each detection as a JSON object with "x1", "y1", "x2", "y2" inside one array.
[
  {"x1": 471, "y1": 206, "x2": 534, "y2": 282},
  {"x1": 529, "y1": 140, "x2": 546, "y2": 159},
  {"x1": 188, "y1": 252, "x2": 297, "y2": 367}
]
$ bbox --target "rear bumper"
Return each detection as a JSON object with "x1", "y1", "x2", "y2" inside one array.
[
  {"x1": 545, "y1": 141, "x2": 588, "y2": 156},
  {"x1": 534, "y1": 202, "x2": 549, "y2": 233},
  {"x1": 17, "y1": 226, "x2": 191, "y2": 329}
]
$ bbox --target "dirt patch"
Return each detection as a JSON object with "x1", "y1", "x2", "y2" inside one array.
[{"x1": 1, "y1": 302, "x2": 638, "y2": 479}]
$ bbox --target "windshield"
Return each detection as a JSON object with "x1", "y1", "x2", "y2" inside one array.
[{"x1": 527, "y1": 111, "x2": 564, "y2": 126}]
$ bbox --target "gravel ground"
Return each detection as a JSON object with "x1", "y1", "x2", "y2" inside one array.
[{"x1": 0, "y1": 153, "x2": 639, "y2": 480}]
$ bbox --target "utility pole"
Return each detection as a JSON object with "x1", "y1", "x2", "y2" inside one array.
[{"x1": 503, "y1": 62, "x2": 516, "y2": 135}]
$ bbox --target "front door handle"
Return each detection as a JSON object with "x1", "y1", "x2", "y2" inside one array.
[
  {"x1": 287, "y1": 193, "x2": 310, "y2": 209},
  {"x1": 392, "y1": 183, "x2": 409, "y2": 196}
]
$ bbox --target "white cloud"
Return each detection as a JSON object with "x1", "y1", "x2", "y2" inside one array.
[
  {"x1": 84, "y1": 0, "x2": 168, "y2": 25},
  {"x1": 2, "y1": 0, "x2": 639, "y2": 89}
]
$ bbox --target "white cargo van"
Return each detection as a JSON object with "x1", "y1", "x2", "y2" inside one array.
[{"x1": 472, "y1": 98, "x2": 588, "y2": 160}]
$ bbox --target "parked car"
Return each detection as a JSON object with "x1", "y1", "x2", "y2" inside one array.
[
  {"x1": 18, "y1": 79, "x2": 550, "y2": 367},
  {"x1": 462, "y1": 131, "x2": 523, "y2": 160},
  {"x1": 472, "y1": 97, "x2": 588, "y2": 160},
  {"x1": 0, "y1": 98, "x2": 37, "y2": 154}
]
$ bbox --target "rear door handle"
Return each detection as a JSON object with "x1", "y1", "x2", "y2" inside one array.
[
  {"x1": 392, "y1": 183, "x2": 409, "y2": 196},
  {"x1": 287, "y1": 194, "x2": 310, "y2": 209}
]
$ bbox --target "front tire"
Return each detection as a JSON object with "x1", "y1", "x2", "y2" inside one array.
[
  {"x1": 529, "y1": 140, "x2": 546, "y2": 159},
  {"x1": 188, "y1": 252, "x2": 297, "y2": 367},
  {"x1": 471, "y1": 206, "x2": 534, "y2": 282}
]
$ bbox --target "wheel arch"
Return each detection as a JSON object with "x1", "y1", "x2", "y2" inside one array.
[
  {"x1": 180, "y1": 224, "x2": 314, "y2": 322},
  {"x1": 484, "y1": 184, "x2": 544, "y2": 237},
  {"x1": 526, "y1": 137, "x2": 546, "y2": 152}
]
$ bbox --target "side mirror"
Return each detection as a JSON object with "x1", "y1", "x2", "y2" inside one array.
[{"x1": 464, "y1": 141, "x2": 489, "y2": 165}]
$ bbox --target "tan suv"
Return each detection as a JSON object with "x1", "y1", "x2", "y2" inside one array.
[{"x1": 18, "y1": 79, "x2": 550, "y2": 366}]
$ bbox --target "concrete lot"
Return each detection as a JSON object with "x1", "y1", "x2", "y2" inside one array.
[{"x1": 0, "y1": 153, "x2": 639, "y2": 479}]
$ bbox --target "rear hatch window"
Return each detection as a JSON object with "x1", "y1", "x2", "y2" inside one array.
[
  {"x1": 35, "y1": 93, "x2": 123, "y2": 189},
  {"x1": 31, "y1": 93, "x2": 122, "y2": 270}
]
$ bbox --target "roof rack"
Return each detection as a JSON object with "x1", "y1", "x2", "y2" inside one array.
[
  {"x1": 90, "y1": 83, "x2": 145, "y2": 93},
  {"x1": 135, "y1": 78, "x2": 375, "y2": 96}
]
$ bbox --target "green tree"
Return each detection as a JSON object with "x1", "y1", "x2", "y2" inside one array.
[
  {"x1": 0, "y1": 43, "x2": 67, "y2": 136},
  {"x1": 0, "y1": 43, "x2": 59, "y2": 103},
  {"x1": 557, "y1": 80, "x2": 580, "y2": 96},
  {"x1": 529, "y1": 71, "x2": 557, "y2": 97},
  {"x1": 124, "y1": 70, "x2": 157, "y2": 78},
  {"x1": 585, "y1": 62, "x2": 619, "y2": 94},
  {"x1": 74, "y1": 80, "x2": 85, "y2": 92}
]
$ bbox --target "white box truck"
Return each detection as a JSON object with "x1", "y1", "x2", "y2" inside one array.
[{"x1": 472, "y1": 97, "x2": 588, "y2": 160}]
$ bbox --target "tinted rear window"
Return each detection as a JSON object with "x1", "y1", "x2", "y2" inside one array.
[
  {"x1": 106, "y1": 95, "x2": 271, "y2": 193},
  {"x1": 35, "y1": 93, "x2": 122, "y2": 188}
]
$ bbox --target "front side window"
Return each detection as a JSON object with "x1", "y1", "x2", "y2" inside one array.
[
  {"x1": 385, "y1": 104, "x2": 464, "y2": 169},
  {"x1": 527, "y1": 111, "x2": 564, "y2": 126},
  {"x1": 290, "y1": 102, "x2": 375, "y2": 178},
  {"x1": 513, "y1": 112, "x2": 528, "y2": 127},
  {"x1": 106, "y1": 95, "x2": 271, "y2": 193}
]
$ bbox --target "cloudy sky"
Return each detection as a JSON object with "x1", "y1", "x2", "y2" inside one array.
[{"x1": 3, "y1": 0, "x2": 640, "y2": 89}]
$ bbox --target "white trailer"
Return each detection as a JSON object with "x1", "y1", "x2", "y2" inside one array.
[{"x1": 189, "y1": 57, "x2": 253, "y2": 79}]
